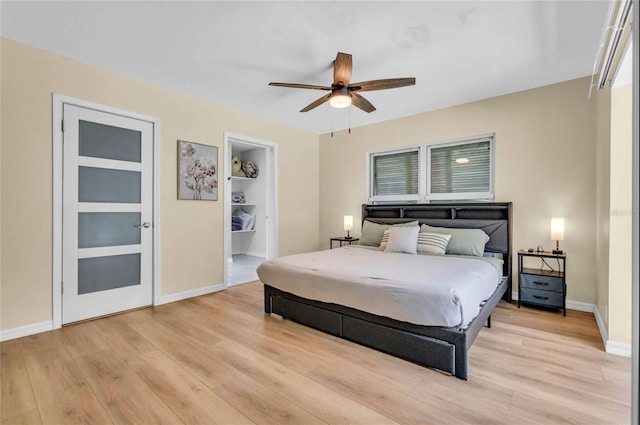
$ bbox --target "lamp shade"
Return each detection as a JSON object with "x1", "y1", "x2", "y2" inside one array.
[
  {"x1": 344, "y1": 215, "x2": 354, "y2": 232},
  {"x1": 330, "y1": 93, "x2": 352, "y2": 108},
  {"x1": 551, "y1": 217, "x2": 564, "y2": 241}
]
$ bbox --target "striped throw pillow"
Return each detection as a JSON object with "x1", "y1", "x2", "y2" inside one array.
[
  {"x1": 417, "y1": 232, "x2": 452, "y2": 255},
  {"x1": 379, "y1": 229, "x2": 390, "y2": 249}
]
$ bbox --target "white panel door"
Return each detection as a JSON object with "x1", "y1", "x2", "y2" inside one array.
[{"x1": 62, "y1": 104, "x2": 153, "y2": 324}]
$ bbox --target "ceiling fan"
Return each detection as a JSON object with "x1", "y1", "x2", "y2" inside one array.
[{"x1": 269, "y1": 52, "x2": 416, "y2": 113}]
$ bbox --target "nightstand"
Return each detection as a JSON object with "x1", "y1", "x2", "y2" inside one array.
[
  {"x1": 518, "y1": 250, "x2": 566, "y2": 316},
  {"x1": 330, "y1": 237, "x2": 359, "y2": 249}
]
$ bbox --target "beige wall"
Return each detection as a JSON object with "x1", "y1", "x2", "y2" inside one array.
[
  {"x1": 319, "y1": 77, "x2": 598, "y2": 304},
  {"x1": 596, "y1": 87, "x2": 611, "y2": 335},
  {"x1": 0, "y1": 38, "x2": 320, "y2": 331},
  {"x1": 608, "y1": 84, "x2": 633, "y2": 345}
]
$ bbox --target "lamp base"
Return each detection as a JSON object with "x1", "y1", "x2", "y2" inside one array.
[{"x1": 552, "y1": 240, "x2": 563, "y2": 255}]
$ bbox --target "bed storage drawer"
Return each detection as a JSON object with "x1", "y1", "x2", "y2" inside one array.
[
  {"x1": 271, "y1": 295, "x2": 342, "y2": 336},
  {"x1": 342, "y1": 316, "x2": 456, "y2": 375}
]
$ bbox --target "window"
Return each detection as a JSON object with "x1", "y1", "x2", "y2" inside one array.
[
  {"x1": 368, "y1": 135, "x2": 494, "y2": 203},
  {"x1": 371, "y1": 149, "x2": 419, "y2": 201},
  {"x1": 428, "y1": 138, "x2": 493, "y2": 200}
]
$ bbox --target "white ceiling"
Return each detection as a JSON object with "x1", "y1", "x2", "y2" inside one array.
[{"x1": 1, "y1": 1, "x2": 610, "y2": 135}]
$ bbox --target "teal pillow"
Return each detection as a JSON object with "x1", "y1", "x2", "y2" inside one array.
[
  {"x1": 420, "y1": 224, "x2": 489, "y2": 256},
  {"x1": 359, "y1": 220, "x2": 419, "y2": 247}
]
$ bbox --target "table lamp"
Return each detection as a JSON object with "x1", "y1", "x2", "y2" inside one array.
[
  {"x1": 344, "y1": 215, "x2": 353, "y2": 239},
  {"x1": 551, "y1": 217, "x2": 564, "y2": 254}
]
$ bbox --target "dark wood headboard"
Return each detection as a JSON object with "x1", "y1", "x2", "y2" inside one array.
[{"x1": 362, "y1": 202, "x2": 513, "y2": 301}]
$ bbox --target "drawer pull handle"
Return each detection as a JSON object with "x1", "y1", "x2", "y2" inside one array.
[
  {"x1": 533, "y1": 281, "x2": 549, "y2": 286},
  {"x1": 533, "y1": 295, "x2": 549, "y2": 300}
]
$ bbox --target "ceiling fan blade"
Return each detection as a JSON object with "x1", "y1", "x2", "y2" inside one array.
[
  {"x1": 269, "y1": 82, "x2": 331, "y2": 90},
  {"x1": 300, "y1": 93, "x2": 332, "y2": 112},
  {"x1": 351, "y1": 93, "x2": 376, "y2": 113},
  {"x1": 349, "y1": 78, "x2": 416, "y2": 92},
  {"x1": 333, "y1": 52, "x2": 353, "y2": 85}
]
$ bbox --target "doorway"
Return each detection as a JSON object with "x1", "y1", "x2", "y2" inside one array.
[
  {"x1": 53, "y1": 95, "x2": 160, "y2": 326},
  {"x1": 223, "y1": 133, "x2": 278, "y2": 287}
]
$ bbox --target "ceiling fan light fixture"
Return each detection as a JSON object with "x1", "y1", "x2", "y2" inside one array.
[
  {"x1": 329, "y1": 92, "x2": 352, "y2": 108},
  {"x1": 269, "y1": 52, "x2": 415, "y2": 113}
]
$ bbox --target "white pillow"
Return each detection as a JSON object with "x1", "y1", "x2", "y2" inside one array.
[
  {"x1": 417, "y1": 232, "x2": 452, "y2": 255},
  {"x1": 384, "y1": 226, "x2": 419, "y2": 254}
]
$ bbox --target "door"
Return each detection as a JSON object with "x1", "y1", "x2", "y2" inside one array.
[{"x1": 62, "y1": 104, "x2": 154, "y2": 324}]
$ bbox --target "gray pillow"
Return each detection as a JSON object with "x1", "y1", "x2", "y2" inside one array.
[
  {"x1": 420, "y1": 224, "x2": 489, "y2": 256},
  {"x1": 359, "y1": 220, "x2": 420, "y2": 246}
]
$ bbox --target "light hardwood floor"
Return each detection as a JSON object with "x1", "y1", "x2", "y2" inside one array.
[{"x1": 1, "y1": 281, "x2": 631, "y2": 424}]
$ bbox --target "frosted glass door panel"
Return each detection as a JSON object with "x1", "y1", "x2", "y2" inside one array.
[
  {"x1": 79, "y1": 120, "x2": 142, "y2": 162},
  {"x1": 79, "y1": 167, "x2": 141, "y2": 203},
  {"x1": 78, "y1": 253, "x2": 141, "y2": 295},
  {"x1": 78, "y1": 212, "x2": 141, "y2": 248}
]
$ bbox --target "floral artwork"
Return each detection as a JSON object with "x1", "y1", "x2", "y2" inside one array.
[{"x1": 178, "y1": 140, "x2": 218, "y2": 200}]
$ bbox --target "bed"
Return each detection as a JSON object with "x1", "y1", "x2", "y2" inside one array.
[{"x1": 260, "y1": 202, "x2": 512, "y2": 379}]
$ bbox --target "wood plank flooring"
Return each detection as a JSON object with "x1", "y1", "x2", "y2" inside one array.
[{"x1": 1, "y1": 281, "x2": 631, "y2": 424}]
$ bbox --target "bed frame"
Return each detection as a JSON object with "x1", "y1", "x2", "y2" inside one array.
[{"x1": 264, "y1": 202, "x2": 512, "y2": 379}]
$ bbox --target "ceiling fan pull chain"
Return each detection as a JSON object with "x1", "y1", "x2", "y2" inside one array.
[
  {"x1": 330, "y1": 106, "x2": 334, "y2": 138},
  {"x1": 348, "y1": 105, "x2": 352, "y2": 134}
]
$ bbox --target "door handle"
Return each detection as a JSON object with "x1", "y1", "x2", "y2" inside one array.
[{"x1": 134, "y1": 222, "x2": 151, "y2": 229}]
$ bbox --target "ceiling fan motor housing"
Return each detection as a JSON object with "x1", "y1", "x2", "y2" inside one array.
[{"x1": 331, "y1": 85, "x2": 351, "y2": 97}]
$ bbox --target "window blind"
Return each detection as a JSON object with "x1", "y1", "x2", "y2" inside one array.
[
  {"x1": 430, "y1": 141, "x2": 490, "y2": 194},
  {"x1": 373, "y1": 150, "x2": 419, "y2": 196}
]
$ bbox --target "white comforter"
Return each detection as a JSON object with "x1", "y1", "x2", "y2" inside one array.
[{"x1": 257, "y1": 246, "x2": 501, "y2": 328}]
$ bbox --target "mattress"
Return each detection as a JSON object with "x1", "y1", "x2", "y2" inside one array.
[{"x1": 257, "y1": 245, "x2": 502, "y2": 328}]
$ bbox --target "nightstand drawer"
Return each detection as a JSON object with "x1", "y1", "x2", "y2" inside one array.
[
  {"x1": 520, "y1": 287, "x2": 564, "y2": 308},
  {"x1": 520, "y1": 273, "x2": 563, "y2": 293}
]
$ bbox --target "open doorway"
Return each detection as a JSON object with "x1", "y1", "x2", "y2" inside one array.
[{"x1": 223, "y1": 133, "x2": 278, "y2": 287}]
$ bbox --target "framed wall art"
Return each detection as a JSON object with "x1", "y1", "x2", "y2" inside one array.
[{"x1": 178, "y1": 140, "x2": 218, "y2": 201}]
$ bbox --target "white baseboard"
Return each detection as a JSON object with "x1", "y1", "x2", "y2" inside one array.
[
  {"x1": 155, "y1": 283, "x2": 224, "y2": 306},
  {"x1": 0, "y1": 284, "x2": 225, "y2": 342},
  {"x1": 565, "y1": 300, "x2": 595, "y2": 313},
  {"x1": 593, "y1": 306, "x2": 632, "y2": 357},
  {"x1": 606, "y1": 340, "x2": 632, "y2": 357},
  {"x1": 0, "y1": 320, "x2": 54, "y2": 342},
  {"x1": 594, "y1": 305, "x2": 608, "y2": 349}
]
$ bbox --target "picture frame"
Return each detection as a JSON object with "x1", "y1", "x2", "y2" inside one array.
[{"x1": 177, "y1": 140, "x2": 218, "y2": 201}]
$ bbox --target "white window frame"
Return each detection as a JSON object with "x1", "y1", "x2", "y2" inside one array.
[
  {"x1": 426, "y1": 135, "x2": 495, "y2": 201},
  {"x1": 367, "y1": 134, "x2": 495, "y2": 204},
  {"x1": 367, "y1": 146, "x2": 422, "y2": 204}
]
